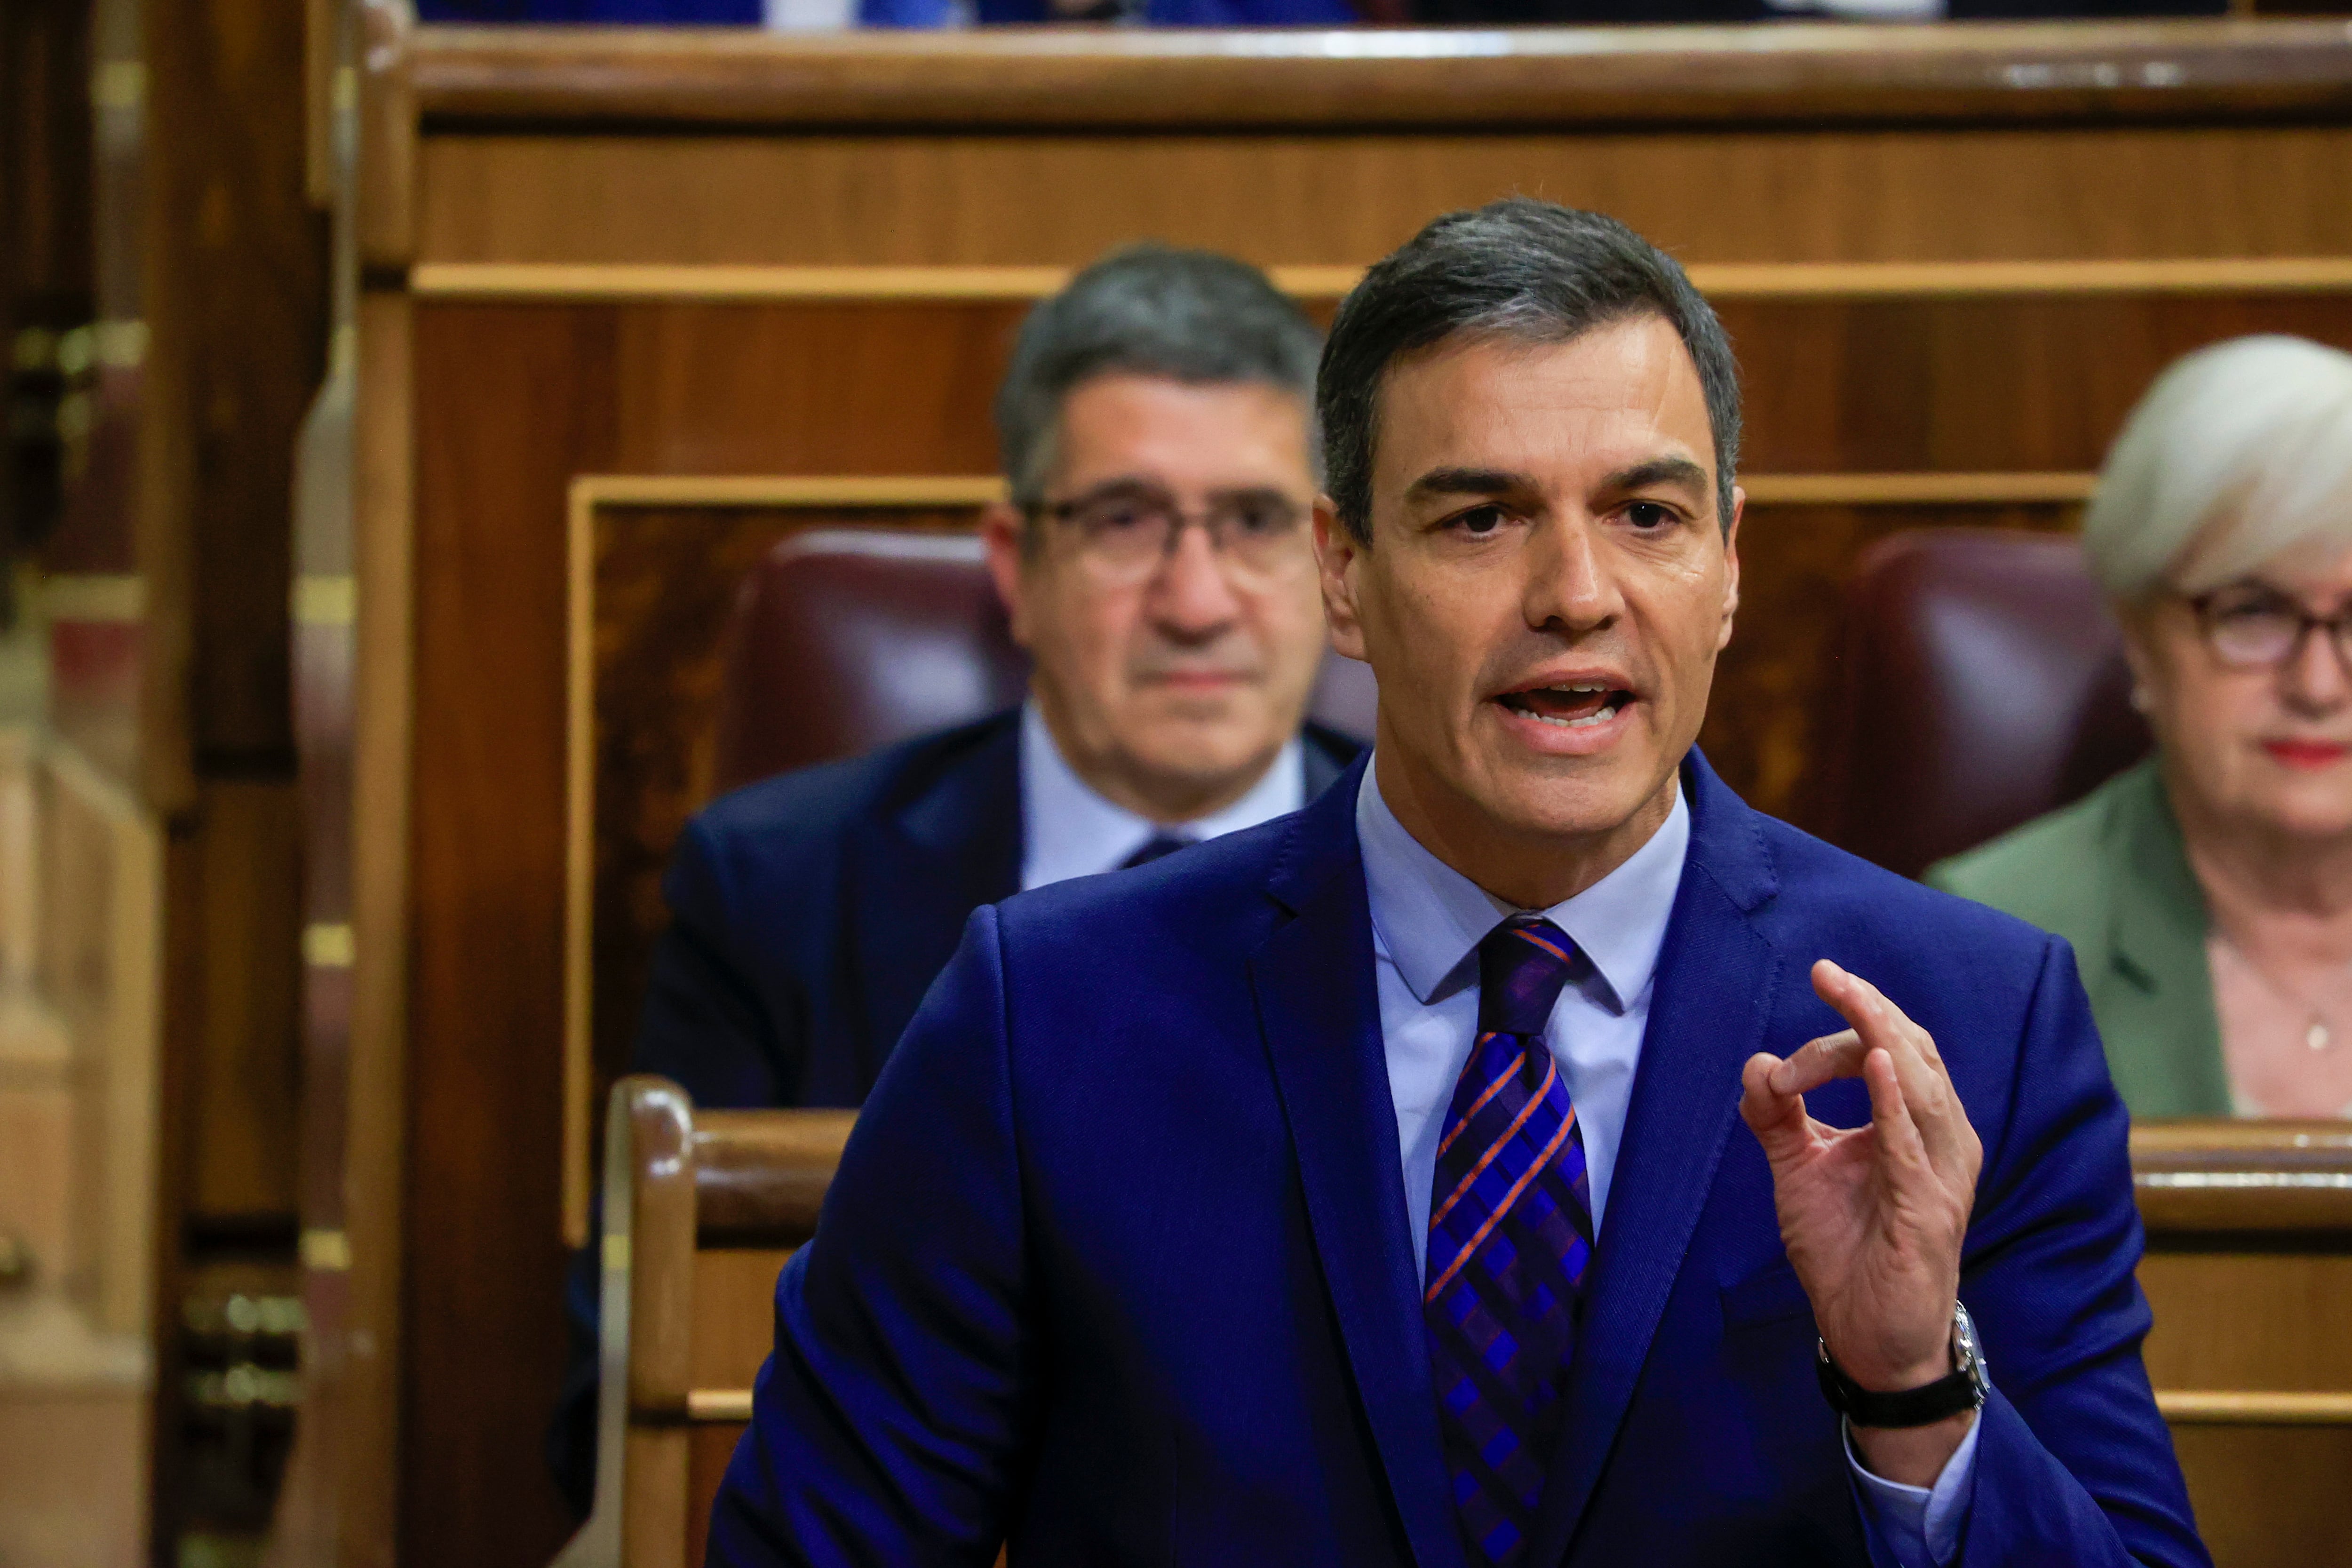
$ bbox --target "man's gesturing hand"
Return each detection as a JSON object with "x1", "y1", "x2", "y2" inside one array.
[{"x1": 1739, "y1": 959, "x2": 1984, "y2": 1484}]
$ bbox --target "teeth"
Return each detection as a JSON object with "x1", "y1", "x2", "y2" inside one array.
[{"x1": 1518, "y1": 693, "x2": 1624, "y2": 729}]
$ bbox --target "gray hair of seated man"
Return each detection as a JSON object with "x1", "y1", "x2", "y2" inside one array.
[
  {"x1": 993, "y1": 244, "x2": 1325, "y2": 518},
  {"x1": 1318, "y1": 197, "x2": 1742, "y2": 545},
  {"x1": 2083, "y1": 334, "x2": 2352, "y2": 603}
]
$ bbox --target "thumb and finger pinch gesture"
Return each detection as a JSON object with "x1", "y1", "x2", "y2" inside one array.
[{"x1": 1740, "y1": 959, "x2": 1985, "y2": 1467}]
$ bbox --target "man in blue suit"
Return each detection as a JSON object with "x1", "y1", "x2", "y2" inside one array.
[
  {"x1": 552, "y1": 246, "x2": 1359, "y2": 1516},
  {"x1": 627, "y1": 246, "x2": 1358, "y2": 1117},
  {"x1": 708, "y1": 202, "x2": 2207, "y2": 1566}
]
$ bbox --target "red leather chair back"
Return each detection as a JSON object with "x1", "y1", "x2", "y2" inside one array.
[
  {"x1": 711, "y1": 529, "x2": 1378, "y2": 795},
  {"x1": 1836, "y1": 529, "x2": 2151, "y2": 879}
]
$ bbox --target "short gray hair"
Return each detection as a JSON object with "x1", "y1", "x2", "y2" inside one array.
[
  {"x1": 1318, "y1": 199, "x2": 1741, "y2": 543},
  {"x1": 2084, "y1": 334, "x2": 2352, "y2": 601},
  {"x1": 994, "y1": 245, "x2": 1324, "y2": 510}
]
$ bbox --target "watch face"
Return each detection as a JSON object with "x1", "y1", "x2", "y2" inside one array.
[{"x1": 1953, "y1": 1302, "x2": 1989, "y2": 1391}]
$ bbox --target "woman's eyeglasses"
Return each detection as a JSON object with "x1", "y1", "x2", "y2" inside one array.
[{"x1": 2190, "y1": 582, "x2": 2352, "y2": 670}]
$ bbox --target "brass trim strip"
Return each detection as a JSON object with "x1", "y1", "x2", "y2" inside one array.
[
  {"x1": 684, "y1": 1389, "x2": 754, "y2": 1424},
  {"x1": 304, "y1": 922, "x2": 357, "y2": 969},
  {"x1": 1741, "y1": 472, "x2": 2094, "y2": 505},
  {"x1": 556, "y1": 467, "x2": 2084, "y2": 1243},
  {"x1": 412, "y1": 258, "x2": 2352, "y2": 306},
  {"x1": 658, "y1": 1386, "x2": 2352, "y2": 1427},
  {"x1": 415, "y1": 263, "x2": 1354, "y2": 302},
  {"x1": 2139, "y1": 1170, "x2": 2352, "y2": 1191},
  {"x1": 2156, "y1": 1391, "x2": 2352, "y2": 1425},
  {"x1": 300, "y1": 1228, "x2": 352, "y2": 1272},
  {"x1": 577, "y1": 474, "x2": 1007, "y2": 509},
  {"x1": 294, "y1": 573, "x2": 358, "y2": 628}
]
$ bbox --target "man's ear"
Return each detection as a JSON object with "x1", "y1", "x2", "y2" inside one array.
[
  {"x1": 1715, "y1": 486, "x2": 1744, "y2": 654},
  {"x1": 1313, "y1": 496, "x2": 1369, "y2": 663},
  {"x1": 981, "y1": 501, "x2": 1036, "y2": 650}
]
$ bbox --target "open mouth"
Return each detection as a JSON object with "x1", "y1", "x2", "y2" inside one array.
[{"x1": 1495, "y1": 683, "x2": 1633, "y2": 730}]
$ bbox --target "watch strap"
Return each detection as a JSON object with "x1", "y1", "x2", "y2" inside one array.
[{"x1": 1815, "y1": 1349, "x2": 1983, "y2": 1428}]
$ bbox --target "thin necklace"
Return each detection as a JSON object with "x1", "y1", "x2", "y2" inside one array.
[{"x1": 2213, "y1": 928, "x2": 2346, "y2": 1053}]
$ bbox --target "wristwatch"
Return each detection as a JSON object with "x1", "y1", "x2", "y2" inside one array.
[{"x1": 1815, "y1": 1301, "x2": 1989, "y2": 1429}]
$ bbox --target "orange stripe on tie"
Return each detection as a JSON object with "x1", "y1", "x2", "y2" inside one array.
[
  {"x1": 1426, "y1": 1083, "x2": 1579, "y2": 1305},
  {"x1": 1430, "y1": 1055, "x2": 1558, "y2": 1234},
  {"x1": 1436, "y1": 1036, "x2": 1523, "y2": 1160},
  {"x1": 1513, "y1": 927, "x2": 1573, "y2": 966}
]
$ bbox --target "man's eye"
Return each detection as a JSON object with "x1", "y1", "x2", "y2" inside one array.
[
  {"x1": 1625, "y1": 501, "x2": 1678, "y2": 531},
  {"x1": 1227, "y1": 501, "x2": 1295, "y2": 538},
  {"x1": 1451, "y1": 505, "x2": 1506, "y2": 536},
  {"x1": 1088, "y1": 504, "x2": 1154, "y2": 533}
]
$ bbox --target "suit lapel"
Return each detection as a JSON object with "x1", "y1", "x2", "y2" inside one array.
[
  {"x1": 846, "y1": 716, "x2": 1024, "y2": 1082},
  {"x1": 2104, "y1": 763, "x2": 2232, "y2": 1115},
  {"x1": 1252, "y1": 762, "x2": 1468, "y2": 1568},
  {"x1": 1525, "y1": 755, "x2": 1782, "y2": 1567}
]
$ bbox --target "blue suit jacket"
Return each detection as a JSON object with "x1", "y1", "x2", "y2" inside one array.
[
  {"x1": 552, "y1": 710, "x2": 1359, "y2": 1516},
  {"x1": 635, "y1": 709, "x2": 1359, "y2": 1111},
  {"x1": 708, "y1": 751, "x2": 2207, "y2": 1567}
]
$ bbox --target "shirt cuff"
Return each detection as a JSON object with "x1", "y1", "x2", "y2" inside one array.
[{"x1": 1843, "y1": 1409, "x2": 1982, "y2": 1567}]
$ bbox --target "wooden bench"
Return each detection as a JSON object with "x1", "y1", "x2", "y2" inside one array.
[
  {"x1": 566, "y1": 1079, "x2": 2352, "y2": 1568},
  {"x1": 2131, "y1": 1121, "x2": 2352, "y2": 1566},
  {"x1": 556, "y1": 1077, "x2": 853, "y2": 1568}
]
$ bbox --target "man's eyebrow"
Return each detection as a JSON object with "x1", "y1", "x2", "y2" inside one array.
[
  {"x1": 1405, "y1": 466, "x2": 1533, "y2": 502},
  {"x1": 1601, "y1": 457, "x2": 1710, "y2": 496}
]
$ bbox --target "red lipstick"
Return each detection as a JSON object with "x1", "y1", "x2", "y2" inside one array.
[{"x1": 2263, "y1": 740, "x2": 2350, "y2": 770}]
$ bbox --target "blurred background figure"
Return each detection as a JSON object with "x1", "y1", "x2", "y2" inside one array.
[
  {"x1": 1931, "y1": 336, "x2": 2352, "y2": 1120},
  {"x1": 548, "y1": 243, "x2": 1361, "y2": 1519}
]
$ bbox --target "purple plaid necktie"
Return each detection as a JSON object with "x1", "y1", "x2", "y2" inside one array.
[{"x1": 1425, "y1": 914, "x2": 1595, "y2": 1565}]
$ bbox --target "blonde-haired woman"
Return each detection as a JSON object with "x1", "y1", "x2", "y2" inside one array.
[{"x1": 1931, "y1": 335, "x2": 2352, "y2": 1118}]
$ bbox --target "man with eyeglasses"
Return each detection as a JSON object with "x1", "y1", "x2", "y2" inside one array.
[{"x1": 547, "y1": 246, "x2": 1353, "y2": 1518}]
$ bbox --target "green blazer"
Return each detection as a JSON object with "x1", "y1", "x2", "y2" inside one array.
[{"x1": 1925, "y1": 760, "x2": 2232, "y2": 1117}]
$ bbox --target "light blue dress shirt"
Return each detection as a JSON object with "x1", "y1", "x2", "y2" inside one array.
[
  {"x1": 1017, "y1": 702, "x2": 1305, "y2": 892},
  {"x1": 1355, "y1": 756, "x2": 1979, "y2": 1567}
]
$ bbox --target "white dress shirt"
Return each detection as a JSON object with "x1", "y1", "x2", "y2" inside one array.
[
  {"x1": 1018, "y1": 701, "x2": 1305, "y2": 891},
  {"x1": 1355, "y1": 756, "x2": 1979, "y2": 1567}
]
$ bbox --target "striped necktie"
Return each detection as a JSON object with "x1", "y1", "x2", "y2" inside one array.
[{"x1": 1424, "y1": 914, "x2": 1595, "y2": 1565}]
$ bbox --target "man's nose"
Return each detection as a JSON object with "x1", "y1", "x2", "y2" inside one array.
[
  {"x1": 1523, "y1": 517, "x2": 1619, "y2": 630},
  {"x1": 1145, "y1": 520, "x2": 1244, "y2": 637}
]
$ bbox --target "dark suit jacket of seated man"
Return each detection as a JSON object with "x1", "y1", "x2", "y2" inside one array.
[
  {"x1": 552, "y1": 244, "x2": 1361, "y2": 1517},
  {"x1": 708, "y1": 203, "x2": 2207, "y2": 1566}
]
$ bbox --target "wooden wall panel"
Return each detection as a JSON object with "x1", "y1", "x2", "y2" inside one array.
[
  {"x1": 430, "y1": 292, "x2": 2352, "y2": 485},
  {"x1": 2144, "y1": 1244, "x2": 2352, "y2": 1568},
  {"x1": 417, "y1": 125, "x2": 2352, "y2": 271},
  {"x1": 607, "y1": 303, "x2": 1022, "y2": 476},
  {"x1": 407, "y1": 306, "x2": 616, "y2": 1568},
  {"x1": 1721, "y1": 294, "x2": 2352, "y2": 473},
  {"x1": 2171, "y1": 1427, "x2": 2352, "y2": 1568}
]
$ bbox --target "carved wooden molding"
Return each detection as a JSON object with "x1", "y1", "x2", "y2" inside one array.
[{"x1": 410, "y1": 21, "x2": 2352, "y2": 131}]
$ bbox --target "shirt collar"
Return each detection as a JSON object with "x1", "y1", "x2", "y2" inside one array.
[
  {"x1": 1355, "y1": 751, "x2": 1691, "y2": 1015},
  {"x1": 1019, "y1": 700, "x2": 1305, "y2": 889}
]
